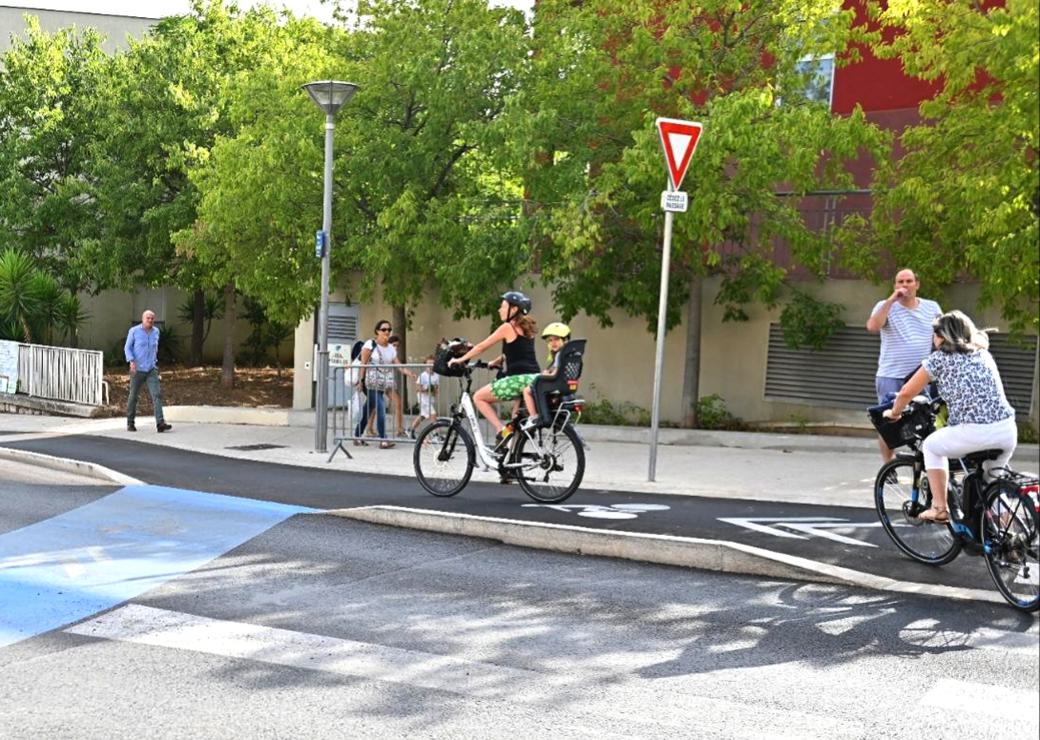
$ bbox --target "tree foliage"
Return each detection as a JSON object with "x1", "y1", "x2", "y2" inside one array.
[
  {"x1": 0, "y1": 18, "x2": 108, "y2": 290},
  {"x1": 505, "y1": 0, "x2": 888, "y2": 331},
  {"x1": 860, "y1": 0, "x2": 1039, "y2": 334},
  {"x1": 180, "y1": 0, "x2": 532, "y2": 329}
]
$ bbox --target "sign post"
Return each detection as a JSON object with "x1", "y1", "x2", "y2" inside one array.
[{"x1": 649, "y1": 117, "x2": 703, "y2": 482}]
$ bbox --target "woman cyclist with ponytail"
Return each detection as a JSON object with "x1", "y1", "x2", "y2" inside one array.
[{"x1": 448, "y1": 291, "x2": 539, "y2": 437}]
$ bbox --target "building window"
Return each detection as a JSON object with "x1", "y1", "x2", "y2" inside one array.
[{"x1": 795, "y1": 54, "x2": 835, "y2": 108}]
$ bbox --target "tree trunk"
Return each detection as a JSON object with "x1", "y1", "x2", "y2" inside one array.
[
  {"x1": 189, "y1": 289, "x2": 205, "y2": 367},
  {"x1": 680, "y1": 272, "x2": 703, "y2": 428},
  {"x1": 392, "y1": 305, "x2": 407, "y2": 362},
  {"x1": 221, "y1": 283, "x2": 236, "y2": 389}
]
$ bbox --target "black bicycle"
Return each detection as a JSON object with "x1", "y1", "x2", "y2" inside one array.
[
  {"x1": 413, "y1": 341, "x2": 588, "y2": 504},
  {"x1": 871, "y1": 397, "x2": 1040, "y2": 612}
]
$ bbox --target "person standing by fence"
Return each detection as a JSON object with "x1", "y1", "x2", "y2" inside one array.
[{"x1": 124, "y1": 309, "x2": 171, "y2": 433}]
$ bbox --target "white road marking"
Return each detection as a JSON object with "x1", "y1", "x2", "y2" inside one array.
[
  {"x1": 718, "y1": 516, "x2": 880, "y2": 546},
  {"x1": 922, "y1": 678, "x2": 1039, "y2": 723},
  {"x1": 67, "y1": 604, "x2": 543, "y2": 699}
]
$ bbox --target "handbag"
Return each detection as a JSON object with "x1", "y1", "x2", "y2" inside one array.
[{"x1": 365, "y1": 344, "x2": 395, "y2": 392}]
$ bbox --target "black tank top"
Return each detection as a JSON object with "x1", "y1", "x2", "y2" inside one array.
[{"x1": 502, "y1": 334, "x2": 539, "y2": 375}]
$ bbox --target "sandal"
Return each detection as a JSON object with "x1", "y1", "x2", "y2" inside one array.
[
  {"x1": 918, "y1": 508, "x2": 950, "y2": 523},
  {"x1": 379, "y1": 441, "x2": 396, "y2": 449}
]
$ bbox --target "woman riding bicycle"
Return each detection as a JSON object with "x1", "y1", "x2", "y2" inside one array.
[
  {"x1": 447, "y1": 291, "x2": 540, "y2": 438},
  {"x1": 884, "y1": 310, "x2": 1017, "y2": 522}
]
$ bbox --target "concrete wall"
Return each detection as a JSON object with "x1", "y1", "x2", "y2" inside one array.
[
  {"x1": 79, "y1": 286, "x2": 293, "y2": 367},
  {"x1": 293, "y1": 274, "x2": 1036, "y2": 425},
  {"x1": 0, "y1": 6, "x2": 154, "y2": 53}
]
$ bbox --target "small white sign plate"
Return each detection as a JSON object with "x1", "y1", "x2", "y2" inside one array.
[{"x1": 661, "y1": 191, "x2": 688, "y2": 213}]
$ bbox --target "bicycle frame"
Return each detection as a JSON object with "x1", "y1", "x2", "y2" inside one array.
[
  {"x1": 452, "y1": 384, "x2": 567, "y2": 474},
  {"x1": 455, "y1": 390, "x2": 499, "y2": 470}
]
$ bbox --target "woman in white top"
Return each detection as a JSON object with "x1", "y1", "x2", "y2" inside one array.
[
  {"x1": 884, "y1": 310, "x2": 1017, "y2": 522},
  {"x1": 354, "y1": 320, "x2": 407, "y2": 449}
]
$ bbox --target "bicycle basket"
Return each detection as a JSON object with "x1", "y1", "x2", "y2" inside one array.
[
  {"x1": 433, "y1": 339, "x2": 472, "y2": 377},
  {"x1": 868, "y1": 399, "x2": 935, "y2": 450}
]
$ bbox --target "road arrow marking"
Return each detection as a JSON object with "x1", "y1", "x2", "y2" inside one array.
[{"x1": 718, "y1": 517, "x2": 880, "y2": 548}]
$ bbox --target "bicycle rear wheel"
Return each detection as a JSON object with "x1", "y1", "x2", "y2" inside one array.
[
  {"x1": 981, "y1": 480, "x2": 1039, "y2": 612},
  {"x1": 513, "y1": 423, "x2": 585, "y2": 503},
  {"x1": 413, "y1": 419, "x2": 474, "y2": 497},
  {"x1": 874, "y1": 458, "x2": 961, "y2": 565}
]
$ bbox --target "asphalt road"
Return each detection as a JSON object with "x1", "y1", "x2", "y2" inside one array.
[
  {"x1": 1, "y1": 471, "x2": 1037, "y2": 739},
  {"x1": 0, "y1": 434, "x2": 1009, "y2": 591}
]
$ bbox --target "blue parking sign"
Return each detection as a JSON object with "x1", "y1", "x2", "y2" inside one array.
[{"x1": 315, "y1": 230, "x2": 327, "y2": 258}]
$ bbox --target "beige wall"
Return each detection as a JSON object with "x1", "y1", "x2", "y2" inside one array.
[
  {"x1": 294, "y1": 273, "x2": 1037, "y2": 425},
  {"x1": 79, "y1": 286, "x2": 292, "y2": 366},
  {"x1": 292, "y1": 278, "x2": 691, "y2": 415},
  {"x1": 695, "y1": 274, "x2": 1014, "y2": 424}
]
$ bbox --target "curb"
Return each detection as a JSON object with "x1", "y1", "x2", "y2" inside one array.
[
  {"x1": 0, "y1": 447, "x2": 142, "y2": 487},
  {"x1": 328, "y1": 505, "x2": 1005, "y2": 607}
]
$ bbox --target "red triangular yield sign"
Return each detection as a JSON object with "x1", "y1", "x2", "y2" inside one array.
[{"x1": 656, "y1": 117, "x2": 703, "y2": 191}]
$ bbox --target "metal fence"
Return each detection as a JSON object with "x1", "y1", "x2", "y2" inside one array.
[
  {"x1": 13, "y1": 342, "x2": 107, "y2": 406},
  {"x1": 327, "y1": 362, "x2": 501, "y2": 459}
]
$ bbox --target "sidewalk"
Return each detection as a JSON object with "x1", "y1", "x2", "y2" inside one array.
[{"x1": 2, "y1": 407, "x2": 1037, "y2": 508}]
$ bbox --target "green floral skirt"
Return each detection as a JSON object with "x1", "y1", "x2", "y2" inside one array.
[{"x1": 490, "y1": 372, "x2": 539, "y2": 402}]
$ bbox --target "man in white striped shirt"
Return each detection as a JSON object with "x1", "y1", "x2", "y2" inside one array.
[{"x1": 866, "y1": 268, "x2": 942, "y2": 462}]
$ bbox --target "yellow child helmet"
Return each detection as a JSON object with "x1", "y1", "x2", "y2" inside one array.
[{"x1": 541, "y1": 322, "x2": 571, "y2": 340}]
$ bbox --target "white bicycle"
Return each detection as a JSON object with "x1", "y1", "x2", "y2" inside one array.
[{"x1": 412, "y1": 354, "x2": 587, "y2": 504}]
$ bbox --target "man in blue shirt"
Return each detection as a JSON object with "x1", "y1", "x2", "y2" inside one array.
[{"x1": 124, "y1": 309, "x2": 171, "y2": 433}]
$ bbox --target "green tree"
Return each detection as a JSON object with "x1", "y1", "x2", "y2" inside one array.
[
  {"x1": 0, "y1": 18, "x2": 109, "y2": 290},
  {"x1": 507, "y1": 0, "x2": 887, "y2": 425},
  {"x1": 84, "y1": 1, "x2": 306, "y2": 368},
  {"x1": 180, "y1": 0, "x2": 532, "y2": 366},
  {"x1": 858, "y1": 0, "x2": 1039, "y2": 334}
]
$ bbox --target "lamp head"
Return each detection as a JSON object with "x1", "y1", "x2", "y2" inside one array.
[{"x1": 302, "y1": 80, "x2": 359, "y2": 116}]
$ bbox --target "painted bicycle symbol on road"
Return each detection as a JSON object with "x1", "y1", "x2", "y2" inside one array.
[{"x1": 521, "y1": 503, "x2": 671, "y2": 520}]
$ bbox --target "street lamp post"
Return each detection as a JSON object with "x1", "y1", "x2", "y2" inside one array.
[{"x1": 302, "y1": 80, "x2": 359, "y2": 453}]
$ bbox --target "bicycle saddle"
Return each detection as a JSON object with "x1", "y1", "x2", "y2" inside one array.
[{"x1": 961, "y1": 449, "x2": 1004, "y2": 466}]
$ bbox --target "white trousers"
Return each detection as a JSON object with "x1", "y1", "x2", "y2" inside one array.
[{"x1": 922, "y1": 417, "x2": 1018, "y2": 475}]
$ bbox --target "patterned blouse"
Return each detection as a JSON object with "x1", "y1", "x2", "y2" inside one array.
[{"x1": 922, "y1": 349, "x2": 1014, "y2": 426}]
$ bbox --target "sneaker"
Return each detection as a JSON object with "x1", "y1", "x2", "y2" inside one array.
[
  {"x1": 521, "y1": 416, "x2": 540, "y2": 431},
  {"x1": 156, "y1": 422, "x2": 172, "y2": 433},
  {"x1": 494, "y1": 426, "x2": 514, "y2": 447},
  {"x1": 127, "y1": 421, "x2": 137, "y2": 432}
]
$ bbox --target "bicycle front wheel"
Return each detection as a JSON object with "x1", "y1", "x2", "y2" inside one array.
[
  {"x1": 981, "y1": 479, "x2": 1039, "y2": 612},
  {"x1": 513, "y1": 423, "x2": 585, "y2": 503},
  {"x1": 413, "y1": 419, "x2": 475, "y2": 497},
  {"x1": 874, "y1": 458, "x2": 961, "y2": 565}
]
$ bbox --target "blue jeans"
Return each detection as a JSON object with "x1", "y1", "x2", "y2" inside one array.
[
  {"x1": 355, "y1": 391, "x2": 386, "y2": 439},
  {"x1": 876, "y1": 375, "x2": 937, "y2": 404},
  {"x1": 127, "y1": 367, "x2": 164, "y2": 425}
]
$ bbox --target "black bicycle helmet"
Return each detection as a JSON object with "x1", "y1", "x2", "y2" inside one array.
[{"x1": 500, "y1": 290, "x2": 532, "y2": 317}]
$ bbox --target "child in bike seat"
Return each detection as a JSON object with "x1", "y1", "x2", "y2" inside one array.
[{"x1": 520, "y1": 322, "x2": 571, "y2": 430}]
